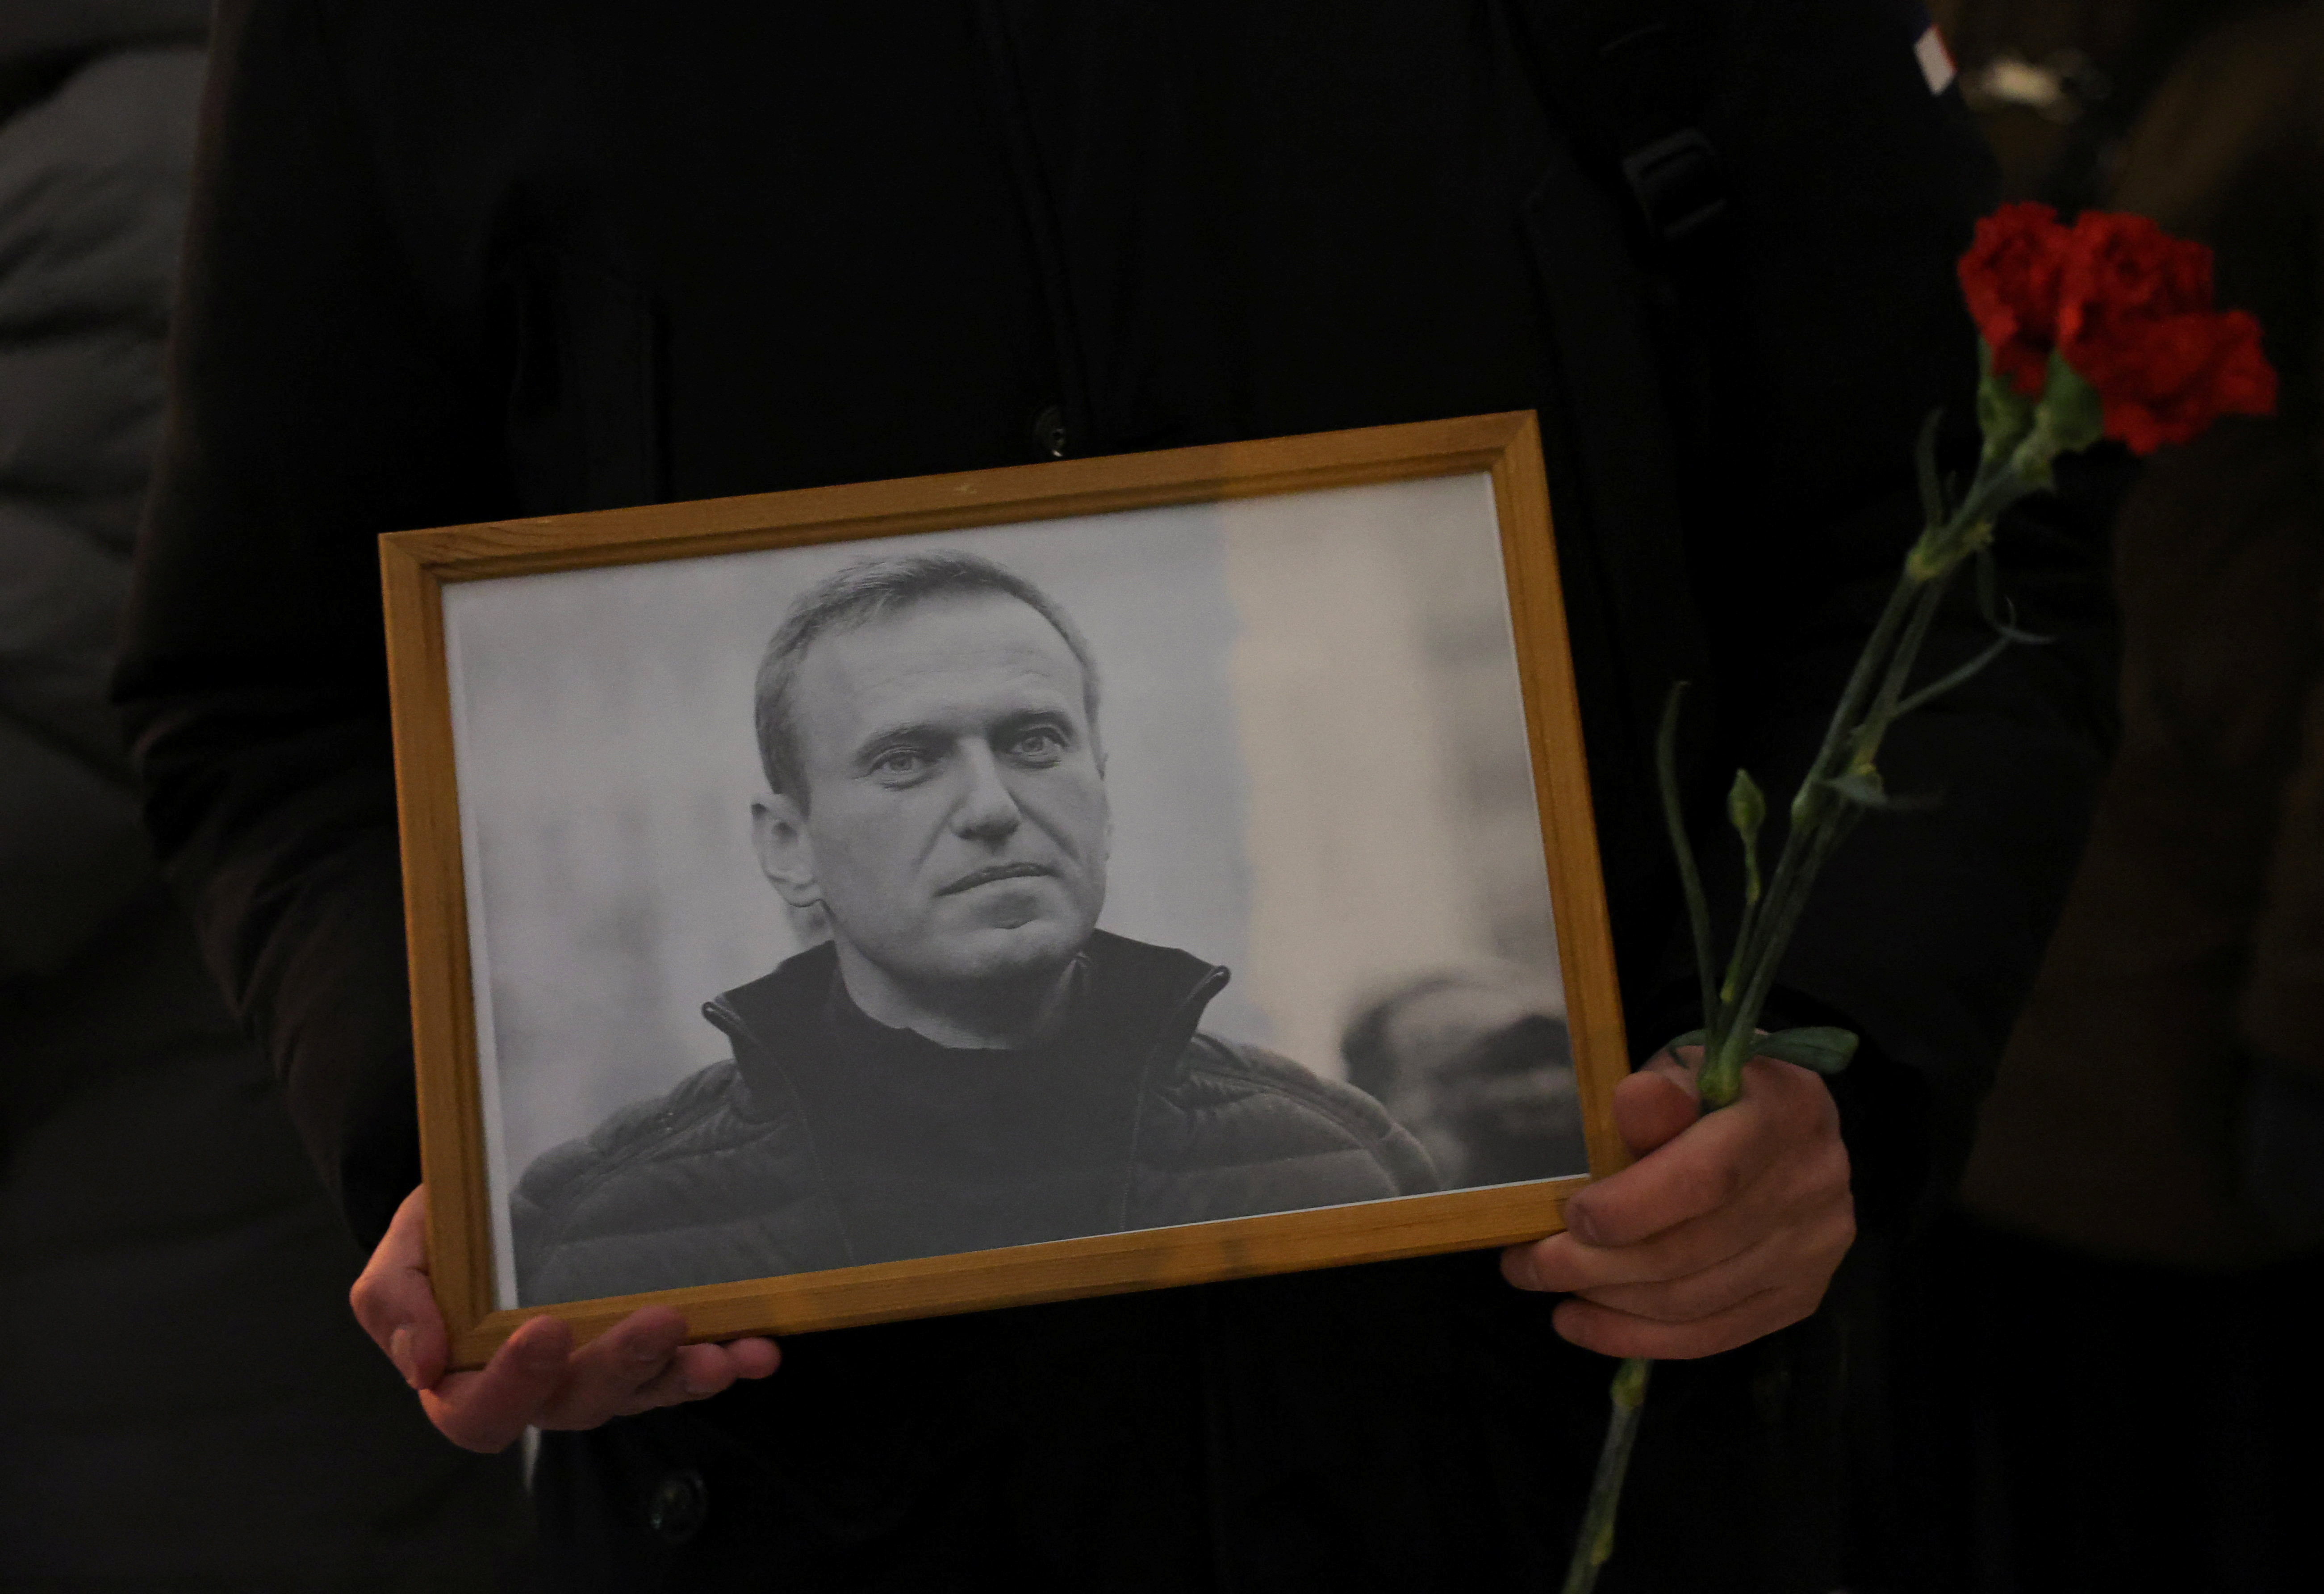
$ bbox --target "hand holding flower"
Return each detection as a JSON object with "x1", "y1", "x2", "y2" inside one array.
[{"x1": 1504, "y1": 1046, "x2": 1852, "y2": 1362}]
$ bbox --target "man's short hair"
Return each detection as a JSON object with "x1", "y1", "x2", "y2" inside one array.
[{"x1": 753, "y1": 551, "x2": 1102, "y2": 803}]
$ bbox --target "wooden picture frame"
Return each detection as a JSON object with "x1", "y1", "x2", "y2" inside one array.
[{"x1": 383, "y1": 410, "x2": 1630, "y2": 1368}]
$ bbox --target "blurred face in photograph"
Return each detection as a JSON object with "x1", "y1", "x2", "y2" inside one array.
[
  {"x1": 755, "y1": 591, "x2": 1110, "y2": 1005},
  {"x1": 1348, "y1": 974, "x2": 1582, "y2": 1187}
]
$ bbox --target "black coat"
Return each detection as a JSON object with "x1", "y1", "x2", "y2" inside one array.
[{"x1": 119, "y1": 1, "x2": 2114, "y2": 1587}]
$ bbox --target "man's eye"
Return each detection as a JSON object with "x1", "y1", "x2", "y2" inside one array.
[
  {"x1": 1009, "y1": 728, "x2": 1066, "y2": 762},
  {"x1": 871, "y1": 748, "x2": 930, "y2": 778}
]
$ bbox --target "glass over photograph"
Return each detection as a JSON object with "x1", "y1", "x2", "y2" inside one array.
[{"x1": 440, "y1": 472, "x2": 1584, "y2": 1310}]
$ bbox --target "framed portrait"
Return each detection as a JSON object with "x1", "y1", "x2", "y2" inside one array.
[{"x1": 383, "y1": 411, "x2": 1632, "y2": 1368}]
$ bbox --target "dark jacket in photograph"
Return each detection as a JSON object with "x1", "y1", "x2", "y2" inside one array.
[{"x1": 514, "y1": 931, "x2": 1438, "y2": 1303}]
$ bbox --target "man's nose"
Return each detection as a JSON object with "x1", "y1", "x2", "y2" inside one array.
[{"x1": 949, "y1": 740, "x2": 1023, "y2": 842}]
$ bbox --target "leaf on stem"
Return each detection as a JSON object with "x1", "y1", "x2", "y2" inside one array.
[
  {"x1": 1827, "y1": 770, "x2": 1943, "y2": 812},
  {"x1": 1751, "y1": 1026, "x2": 1859, "y2": 1075},
  {"x1": 1974, "y1": 546, "x2": 2053, "y2": 645},
  {"x1": 1660, "y1": 1025, "x2": 1856, "y2": 1075},
  {"x1": 1893, "y1": 632, "x2": 2013, "y2": 717}
]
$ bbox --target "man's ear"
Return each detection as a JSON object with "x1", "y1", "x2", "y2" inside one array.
[{"x1": 752, "y1": 795, "x2": 821, "y2": 908}]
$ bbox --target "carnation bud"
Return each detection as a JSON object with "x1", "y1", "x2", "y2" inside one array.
[{"x1": 1726, "y1": 767, "x2": 1765, "y2": 843}]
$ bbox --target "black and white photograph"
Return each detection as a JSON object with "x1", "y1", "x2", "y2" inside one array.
[{"x1": 439, "y1": 471, "x2": 1586, "y2": 1310}]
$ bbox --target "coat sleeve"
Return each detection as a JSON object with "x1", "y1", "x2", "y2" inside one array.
[{"x1": 115, "y1": 0, "x2": 506, "y2": 1244}]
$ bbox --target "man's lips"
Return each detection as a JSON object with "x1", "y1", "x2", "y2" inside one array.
[{"x1": 936, "y1": 861, "x2": 1056, "y2": 897}]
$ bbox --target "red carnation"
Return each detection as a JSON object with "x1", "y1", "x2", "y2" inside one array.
[
  {"x1": 1958, "y1": 202, "x2": 2073, "y2": 395},
  {"x1": 2054, "y1": 211, "x2": 2277, "y2": 455}
]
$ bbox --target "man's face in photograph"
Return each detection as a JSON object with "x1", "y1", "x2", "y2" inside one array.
[{"x1": 776, "y1": 591, "x2": 1110, "y2": 994}]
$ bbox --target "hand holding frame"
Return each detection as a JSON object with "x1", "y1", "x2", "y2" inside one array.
[{"x1": 350, "y1": 1187, "x2": 782, "y2": 1453}]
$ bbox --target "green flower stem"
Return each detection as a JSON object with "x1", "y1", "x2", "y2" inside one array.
[
  {"x1": 1708, "y1": 809, "x2": 1857, "y2": 1103},
  {"x1": 1866, "y1": 578, "x2": 1954, "y2": 739},
  {"x1": 1560, "y1": 1356, "x2": 1653, "y2": 1594},
  {"x1": 1801, "y1": 565, "x2": 1927, "y2": 796}
]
